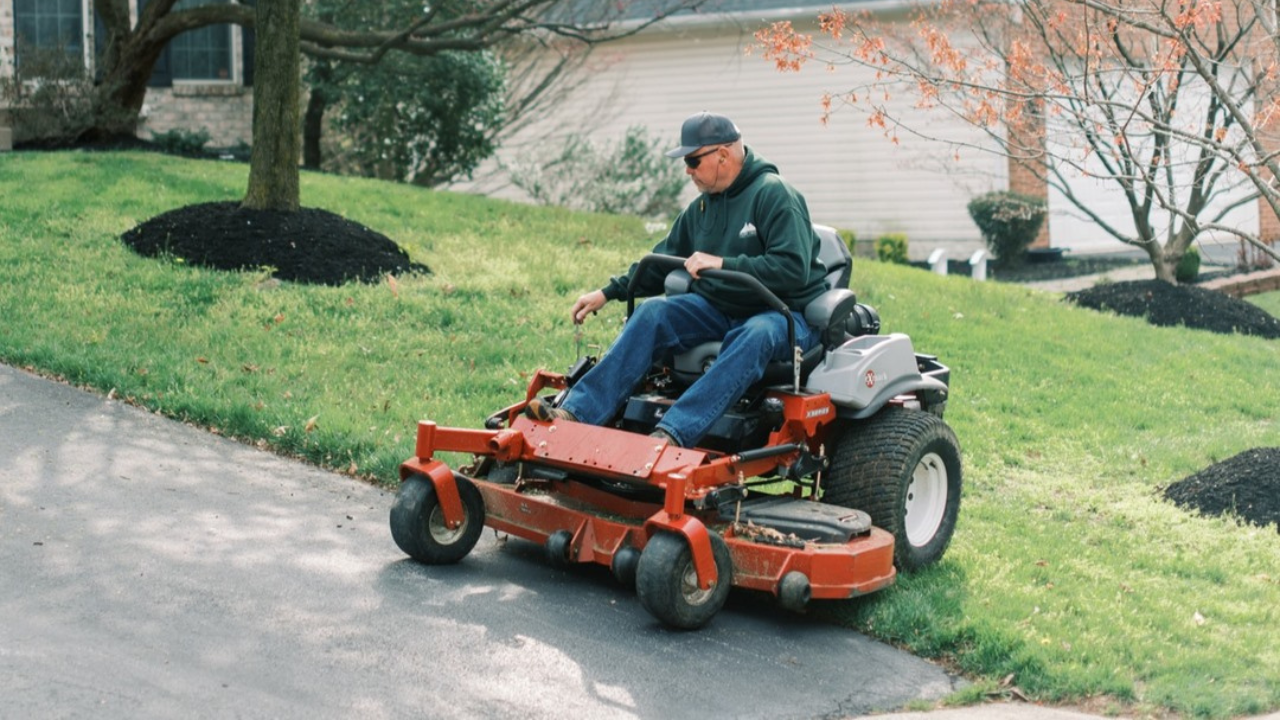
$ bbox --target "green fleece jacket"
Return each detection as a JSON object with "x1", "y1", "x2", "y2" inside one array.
[{"x1": 601, "y1": 148, "x2": 828, "y2": 317}]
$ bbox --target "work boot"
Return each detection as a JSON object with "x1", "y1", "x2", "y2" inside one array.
[
  {"x1": 525, "y1": 398, "x2": 576, "y2": 423},
  {"x1": 649, "y1": 427, "x2": 681, "y2": 447}
]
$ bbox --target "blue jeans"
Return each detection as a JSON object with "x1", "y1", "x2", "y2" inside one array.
[{"x1": 561, "y1": 293, "x2": 818, "y2": 447}]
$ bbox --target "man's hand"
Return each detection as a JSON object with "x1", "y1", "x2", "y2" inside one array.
[
  {"x1": 685, "y1": 252, "x2": 723, "y2": 279},
  {"x1": 571, "y1": 290, "x2": 607, "y2": 325}
]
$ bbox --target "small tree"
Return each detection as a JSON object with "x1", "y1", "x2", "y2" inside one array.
[
  {"x1": 31, "y1": 0, "x2": 703, "y2": 215},
  {"x1": 0, "y1": 42, "x2": 135, "y2": 146},
  {"x1": 302, "y1": 0, "x2": 510, "y2": 185},
  {"x1": 754, "y1": 0, "x2": 1280, "y2": 284},
  {"x1": 506, "y1": 125, "x2": 687, "y2": 219},
  {"x1": 312, "y1": 49, "x2": 506, "y2": 186}
]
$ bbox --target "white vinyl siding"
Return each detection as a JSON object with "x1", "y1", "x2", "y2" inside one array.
[
  {"x1": 1046, "y1": 76, "x2": 1258, "y2": 252},
  {"x1": 467, "y1": 19, "x2": 1001, "y2": 250}
]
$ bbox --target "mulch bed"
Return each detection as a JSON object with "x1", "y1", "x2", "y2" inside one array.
[
  {"x1": 121, "y1": 201, "x2": 428, "y2": 286},
  {"x1": 1064, "y1": 281, "x2": 1279, "y2": 531},
  {"x1": 1164, "y1": 448, "x2": 1280, "y2": 531},
  {"x1": 1066, "y1": 279, "x2": 1280, "y2": 339}
]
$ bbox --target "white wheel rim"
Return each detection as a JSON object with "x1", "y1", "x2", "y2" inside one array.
[
  {"x1": 428, "y1": 504, "x2": 466, "y2": 545},
  {"x1": 904, "y1": 452, "x2": 948, "y2": 547}
]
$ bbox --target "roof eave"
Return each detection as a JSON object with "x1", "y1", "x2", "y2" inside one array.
[{"x1": 622, "y1": 1, "x2": 924, "y2": 33}]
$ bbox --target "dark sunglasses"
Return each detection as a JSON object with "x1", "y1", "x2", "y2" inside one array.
[{"x1": 684, "y1": 146, "x2": 722, "y2": 169}]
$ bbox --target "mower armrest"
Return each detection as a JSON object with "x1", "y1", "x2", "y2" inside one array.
[
  {"x1": 804, "y1": 288, "x2": 859, "y2": 347},
  {"x1": 664, "y1": 269, "x2": 693, "y2": 296}
]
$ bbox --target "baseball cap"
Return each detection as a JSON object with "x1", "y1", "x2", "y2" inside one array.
[{"x1": 665, "y1": 112, "x2": 742, "y2": 158}]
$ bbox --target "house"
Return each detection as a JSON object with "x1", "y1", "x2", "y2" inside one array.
[
  {"x1": 0, "y1": 0, "x2": 255, "y2": 150},
  {"x1": 456, "y1": 0, "x2": 1263, "y2": 258},
  {"x1": 455, "y1": 0, "x2": 1008, "y2": 258},
  {"x1": 1, "y1": 0, "x2": 1264, "y2": 259}
]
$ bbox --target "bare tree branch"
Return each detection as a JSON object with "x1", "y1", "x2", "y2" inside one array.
[{"x1": 756, "y1": 0, "x2": 1278, "y2": 281}]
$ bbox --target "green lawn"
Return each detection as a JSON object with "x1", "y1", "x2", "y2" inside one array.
[
  {"x1": 1, "y1": 151, "x2": 1277, "y2": 718},
  {"x1": 1248, "y1": 289, "x2": 1280, "y2": 318}
]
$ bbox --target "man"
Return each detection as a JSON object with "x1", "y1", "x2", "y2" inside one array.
[{"x1": 528, "y1": 111, "x2": 828, "y2": 448}]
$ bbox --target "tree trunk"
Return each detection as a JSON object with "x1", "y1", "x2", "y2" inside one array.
[
  {"x1": 302, "y1": 87, "x2": 327, "y2": 170},
  {"x1": 88, "y1": 74, "x2": 164, "y2": 145},
  {"x1": 302, "y1": 59, "x2": 334, "y2": 170},
  {"x1": 243, "y1": 0, "x2": 301, "y2": 212},
  {"x1": 1153, "y1": 256, "x2": 1178, "y2": 284},
  {"x1": 78, "y1": 1, "x2": 159, "y2": 141}
]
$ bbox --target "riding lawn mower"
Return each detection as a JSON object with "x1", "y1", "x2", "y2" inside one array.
[{"x1": 390, "y1": 226, "x2": 962, "y2": 629}]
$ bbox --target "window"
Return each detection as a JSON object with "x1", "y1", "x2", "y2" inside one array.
[
  {"x1": 13, "y1": 0, "x2": 85, "y2": 65},
  {"x1": 169, "y1": 0, "x2": 234, "y2": 81}
]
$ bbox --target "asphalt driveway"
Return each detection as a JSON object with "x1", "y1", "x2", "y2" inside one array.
[{"x1": 0, "y1": 364, "x2": 957, "y2": 719}]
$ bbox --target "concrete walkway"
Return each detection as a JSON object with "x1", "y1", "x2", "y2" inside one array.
[{"x1": 1020, "y1": 264, "x2": 1159, "y2": 293}]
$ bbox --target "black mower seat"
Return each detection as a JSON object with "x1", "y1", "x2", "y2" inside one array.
[{"x1": 665, "y1": 224, "x2": 865, "y2": 386}]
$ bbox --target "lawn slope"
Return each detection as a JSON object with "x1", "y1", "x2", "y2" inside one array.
[{"x1": 0, "y1": 152, "x2": 1276, "y2": 717}]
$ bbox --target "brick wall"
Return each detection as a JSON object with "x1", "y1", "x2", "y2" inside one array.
[
  {"x1": 141, "y1": 84, "x2": 254, "y2": 149},
  {"x1": 1200, "y1": 267, "x2": 1280, "y2": 298},
  {"x1": 0, "y1": 1, "x2": 12, "y2": 77},
  {"x1": 0, "y1": 1, "x2": 12, "y2": 152},
  {"x1": 1008, "y1": 152, "x2": 1049, "y2": 248},
  {"x1": 1005, "y1": 104, "x2": 1051, "y2": 249},
  {"x1": 1255, "y1": 63, "x2": 1280, "y2": 253}
]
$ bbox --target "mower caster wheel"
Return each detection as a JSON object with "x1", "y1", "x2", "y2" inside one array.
[
  {"x1": 546, "y1": 530, "x2": 573, "y2": 568},
  {"x1": 636, "y1": 530, "x2": 732, "y2": 630},
  {"x1": 611, "y1": 546, "x2": 641, "y2": 589},
  {"x1": 778, "y1": 571, "x2": 811, "y2": 613},
  {"x1": 390, "y1": 472, "x2": 484, "y2": 564}
]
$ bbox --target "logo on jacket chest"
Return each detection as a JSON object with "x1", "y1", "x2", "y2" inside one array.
[{"x1": 739, "y1": 222, "x2": 757, "y2": 239}]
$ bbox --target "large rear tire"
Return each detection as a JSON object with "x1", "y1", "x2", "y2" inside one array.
[
  {"x1": 390, "y1": 473, "x2": 485, "y2": 564},
  {"x1": 823, "y1": 409, "x2": 961, "y2": 572}
]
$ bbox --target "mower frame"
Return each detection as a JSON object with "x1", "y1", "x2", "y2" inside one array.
[{"x1": 392, "y1": 249, "x2": 958, "y2": 629}]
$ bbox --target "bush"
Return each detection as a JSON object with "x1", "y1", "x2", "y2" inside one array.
[
  {"x1": 505, "y1": 125, "x2": 687, "y2": 220},
  {"x1": 151, "y1": 128, "x2": 212, "y2": 157},
  {"x1": 1176, "y1": 245, "x2": 1201, "y2": 283},
  {"x1": 967, "y1": 191, "x2": 1047, "y2": 267},
  {"x1": 876, "y1": 233, "x2": 909, "y2": 264},
  {"x1": 838, "y1": 228, "x2": 856, "y2": 255},
  {"x1": 0, "y1": 41, "x2": 136, "y2": 146},
  {"x1": 319, "y1": 48, "x2": 506, "y2": 186}
]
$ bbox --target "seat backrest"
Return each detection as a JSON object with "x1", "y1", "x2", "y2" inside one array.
[{"x1": 813, "y1": 224, "x2": 852, "y2": 290}]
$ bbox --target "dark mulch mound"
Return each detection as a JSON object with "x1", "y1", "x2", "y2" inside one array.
[
  {"x1": 1164, "y1": 448, "x2": 1280, "y2": 530},
  {"x1": 16, "y1": 132, "x2": 158, "y2": 153},
  {"x1": 1066, "y1": 280, "x2": 1280, "y2": 338},
  {"x1": 121, "y1": 201, "x2": 429, "y2": 286}
]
